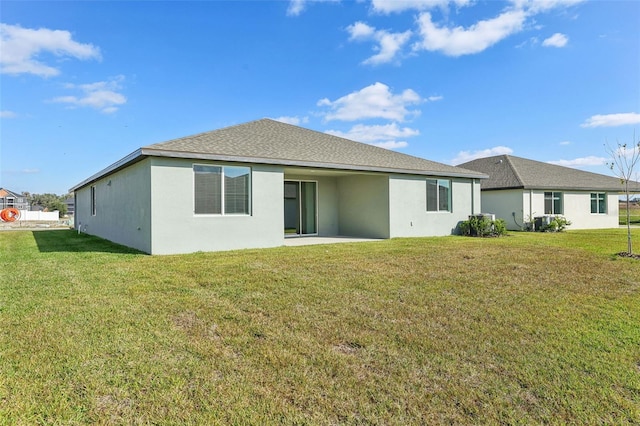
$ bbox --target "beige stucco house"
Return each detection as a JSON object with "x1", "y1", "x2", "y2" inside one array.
[{"x1": 70, "y1": 119, "x2": 486, "y2": 254}]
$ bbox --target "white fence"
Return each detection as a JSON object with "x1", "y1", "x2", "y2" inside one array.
[{"x1": 18, "y1": 210, "x2": 60, "y2": 221}]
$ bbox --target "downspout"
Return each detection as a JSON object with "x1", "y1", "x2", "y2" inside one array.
[
  {"x1": 471, "y1": 179, "x2": 475, "y2": 214},
  {"x1": 529, "y1": 189, "x2": 533, "y2": 230}
]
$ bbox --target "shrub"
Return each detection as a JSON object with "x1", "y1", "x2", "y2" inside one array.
[
  {"x1": 541, "y1": 216, "x2": 571, "y2": 232},
  {"x1": 460, "y1": 216, "x2": 508, "y2": 237}
]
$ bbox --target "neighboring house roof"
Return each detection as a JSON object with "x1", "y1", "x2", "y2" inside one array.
[
  {"x1": 459, "y1": 154, "x2": 631, "y2": 192},
  {"x1": 71, "y1": 119, "x2": 486, "y2": 191},
  {"x1": 0, "y1": 188, "x2": 23, "y2": 198}
]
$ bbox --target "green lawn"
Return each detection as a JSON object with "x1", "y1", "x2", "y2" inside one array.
[
  {"x1": 620, "y1": 206, "x2": 640, "y2": 225},
  {"x1": 1, "y1": 229, "x2": 639, "y2": 424}
]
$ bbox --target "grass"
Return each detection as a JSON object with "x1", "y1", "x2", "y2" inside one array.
[
  {"x1": 620, "y1": 204, "x2": 640, "y2": 225},
  {"x1": 1, "y1": 229, "x2": 639, "y2": 424}
]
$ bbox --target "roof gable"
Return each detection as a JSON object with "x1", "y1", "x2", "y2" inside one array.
[
  {"x1": 459, "y1": 155, "x2": 628, "y2": 192},
  {"x1": 0, "y1": 188, "x2": 23, "y2": 198}
]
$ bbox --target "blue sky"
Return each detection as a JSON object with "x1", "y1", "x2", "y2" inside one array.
[{"x1": 1, "y1": 0, "x2": 639, "y2": 195}]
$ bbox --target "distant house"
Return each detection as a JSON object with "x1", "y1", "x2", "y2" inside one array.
[
  {"x1": 0, "y1": 188, "x2": 29, "y2": 210},
  {"x1": 459, "y1": 154, "x2": 632, "y2": 230},
  {"x1": 64, "y1": 197, "x2": 75, "y2": 216},
  {"x1": 70, "y1": 119, "x2": 486, "y2": 254}
]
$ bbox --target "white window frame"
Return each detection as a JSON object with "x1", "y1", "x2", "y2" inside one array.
[
  {"x1": 544, "y1": 191, "x2": 563, "y2": 215},
  {"x1": 426, "y1": 178, "x2": 452, "y2": 212},
  {"x1": 590, "y1": 192, "x2": 607, "y2": 214},
  {"x1": 193, "y1": 164, "x2": 251, "y2": 216}
]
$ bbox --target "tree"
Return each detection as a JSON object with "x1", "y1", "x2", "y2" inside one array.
[
  {"x1": 605, "y1": 133, "x2": 640, "y2": 255},
  {"x1": 26, "y1": 193, "x2": 68, "y2": 218}
]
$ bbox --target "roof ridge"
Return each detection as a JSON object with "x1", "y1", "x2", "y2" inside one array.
[{"x1": 502, "y1": 155, "x2": 526, "y2": 187}]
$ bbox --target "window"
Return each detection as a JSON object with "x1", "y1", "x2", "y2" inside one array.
[
  {"x1": 426, "y1": 179, "x2": 451, "y2": 212},
  {"x1": 194, "y1": 165, "x2": 250, "y2": 215},
  {"x1": 90, "y1": 185, "x2": 97, "y2": 216},
  {"x1": 544, "y1": 192, "x2": 563, "y2": 215},
  {"x1": 591, "y1": 193, "x2": 606, "y2": 214}
]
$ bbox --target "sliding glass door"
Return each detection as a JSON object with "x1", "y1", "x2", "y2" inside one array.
[{"x1": 284, "y1": 181, "x2": 317, "y2": 236}]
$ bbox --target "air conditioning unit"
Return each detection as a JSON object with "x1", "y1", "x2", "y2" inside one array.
[
  {"x1": 469, "y1": 213, "x2": 495, "y2": 221},
  {"x1": 533, "y1": 215, "x2": 554, "y2": 231}
]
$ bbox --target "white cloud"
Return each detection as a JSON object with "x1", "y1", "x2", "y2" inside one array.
[
  {"x1": 272, "y1": 116, "x2": 309, "y2": 125},
  {"x1": 371, "y1": 0, "x2": 473, "y2": 14},
  {"x1": 547, "y1": 156, "x2": 607, "y2": 167},
  {"x1": 0, "y1": 23, "x2": 101, "y2": 77},
  {"x1": 515, "y1": 0, "x2": 586, "y2": 14},
  {"x1": 413, "y1": 9, "x2": 527, "y2": 56},
  {"x1": 581, "y1": 113, "x2": 640, "y2": 128},
  {"x1": 542, "y1": 32, "x2": 568, "y2": 47},
  {"x1": 347, "y1": 22, "x2": 412, "y2": 65},
  {"x1": 326, "y1": 123, "x2": 416, "y2": 150},
  {"x1": 0, "y1": 110, "x2": 17, "y2": 118},
  {"x1": 373, "y1": 140, "x2": 409, "y2": 149},
  {"x1": 353, "y1": 0, "x2": 584, "y2": 61},
  {"x1": 287, "y1": 0, "x2": 340, "y2": 16},
  {"x1": 287, "y1": 0, "x2": 306, "y2": 15},
  {"x1": 326, "y1": 122, "x2": 419, "y2": 141},
  {"x1": 347, "y1": 21, "x2": 376, "y2": 40},
  {"x1": 452, "y1": 146, "x2": 514, "y2": 165},
  {"x1": 427, "y1": 95, "x2": 443, "y2": 102},
  {"x1": 318, "y1": 82, "x2": 422, "y2": 122},
  {"x1": 51, "y1": 76, "x2": 126, "y2": 113},
  {"x1": 559, "y1": 140, "x2": 571, "y2": 145}
]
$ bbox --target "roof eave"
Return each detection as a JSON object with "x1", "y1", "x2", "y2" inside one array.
[
  {"x1": 142, "y1": 148, "x2": 489, "y2": 179},
  {"x1": 482, "y1": 185, "x2": 629, "y2": 192},
  {"x1": 69, "y1": 148, "x2": 487, "y2": 193},
  {"x1": 69, "y1": 149, "x2": 145, "y2": 192}
]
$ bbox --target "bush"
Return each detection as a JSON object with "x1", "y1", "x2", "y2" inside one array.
[
  {"x1": 460, "y1": 216, "x2": 508, "y2": 237},
  {"x1": 540, "y1": 216, "x2": 571, "y2": 232}
]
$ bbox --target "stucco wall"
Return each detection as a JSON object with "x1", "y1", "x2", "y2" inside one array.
[
  {"x1": 149, "y1": 158, "x2": 284, "y2": 254},
  {"x1": 388, "y1": 176, "x2": 479, "y2": 237},
  {"x1": 483, "y1": 189, "x2": 620, "y2": 230},
  {"x1": 75, "y1": 159, "x2": 152, "y2": 253},
  {"x1": 481, "y1": 189, "x2": 527, "y2": 230},
  {"x1": 562, "y1": 191, "x2": 619, "y2": 229},
  {"x1": 337, "y1": 174, "x2": 390, "y2": 238}
]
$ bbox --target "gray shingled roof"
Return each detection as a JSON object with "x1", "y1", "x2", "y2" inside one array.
[
  {"x1": 459, "y1": 154, "x2": 630, "y2": 192},
  {"x1": 143, "y1": 119, "x2": 485, "y2": 178},
  {"x1": 70, "y1": 119, "x2": 486, "y2": 192}
]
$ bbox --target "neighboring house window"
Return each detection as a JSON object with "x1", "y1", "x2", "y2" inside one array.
[
  {"x1": 6, "y1": 197, "x2": 14, "y2": 207},
  {"x1": 194, "y1": 165, "x2": 251, "y2": 215},
  {"x1": 544, "y1": 192, "x2": 563, "y2": 215},
  {"x1": 90, "y1": 185, "x2": 97, "y2": 216},
  {"x1": 591, "y1": 193, "x2": 607, "y2": 214},
  {"x1": 426, "y1": 179, "x2": 451, "y2": 212}
]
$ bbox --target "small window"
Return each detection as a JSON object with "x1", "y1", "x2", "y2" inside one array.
[
  {"x1": 6, "y1": 197, "x2": 14, "y2": 208},
  {"x1": 90, "y1": 185, "x2": 97, "y2": 216},
  {"x1": 194, "y1": 165, "x2": 250, "y2": 215},
  {"x1": 427, "y1": 179, "x2": 451, "y2": 212},
  {"x1": 544, "y1": 192, "x2": 563, "y2": 215},
  {"x1": 591, "y1": 193, "x2": 606, "y2": 214}
]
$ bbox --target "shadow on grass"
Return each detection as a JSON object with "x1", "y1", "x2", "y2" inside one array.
[{"x1": 32, "y1": 230, "x2": 145, "y2": 254}]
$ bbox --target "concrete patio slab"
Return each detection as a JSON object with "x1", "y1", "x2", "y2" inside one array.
[{"x1": 283, "y1": 236, "x2": 383, "y2": 247}]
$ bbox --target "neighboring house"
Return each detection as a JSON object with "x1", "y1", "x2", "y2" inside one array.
[
  {"x1": 64, "y1": 197, "x2": 75, "y2": 216},
  {"x1": 70, "y1": 119, "x2": 486, "y2": 254},
  {"x1": 0, "y1": 188, "x2": 29, "y2": 210},
  {"x1": 459, "y1": 154, "x2": 631, "y2": 230}
]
